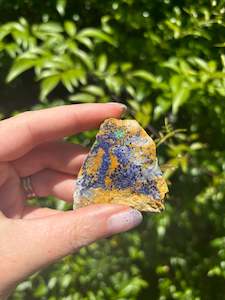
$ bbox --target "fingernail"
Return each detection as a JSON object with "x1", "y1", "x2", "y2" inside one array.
[
  {"x1": 108, "y1": 102, "x2": 127, "y2": 116},
  {"x1": 107, "y1": 208, "x2": 142, "y2": 235},
  {"x1": 120, "y1": 105, "x2": 128, "y2": 118}
]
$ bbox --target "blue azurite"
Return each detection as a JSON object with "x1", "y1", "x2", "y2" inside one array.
[{"x1": 74, "y1": 118, "x2": 168, "y2": 212}]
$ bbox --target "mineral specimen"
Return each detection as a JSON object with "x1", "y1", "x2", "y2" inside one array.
[{"x1": 73, "y1": 118, "x2": 168, "y2": 212}]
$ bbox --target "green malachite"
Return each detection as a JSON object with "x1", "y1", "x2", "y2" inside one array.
[{"x1": 114, "y1": 129, "x2": 125, "y2": 139}]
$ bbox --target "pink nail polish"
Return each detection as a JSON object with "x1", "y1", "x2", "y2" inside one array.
[{"x1": 107, "y1": 209, "x2": 142, "y2": 234}]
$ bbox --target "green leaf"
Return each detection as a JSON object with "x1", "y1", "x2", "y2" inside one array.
[
  {"x1": 0, "y1": 28, "x2": 10, "y2": 41},
  {"x1": 6, "y1": 59, "x2": 34, "y2": 82},
  {"x1": 40, "y1": 75, "x2": 60, "y2": 101},
  {"x1": 56, "y1": 0, "x2": 67, "y2": 16},
  {"x1": 64, "y1": 21, "x2": 76, "y2": 37},
  {"x1": 75, "y1": 36, "x2": 93, "y2": 49},
  {"x1": 189, "y1": 57, "x2": 209, "y2": 71},
  {"x1": 61, "y1": 274, "x2": 72, "y2": 288},
  {"x1": 74, "y1": 49, "x2": 93, "y2": 70},
  {"x1": 121, "y1": 62, "x2": 133, "y2": 72},
  {"x1": 48, "y1": 277, "x2": 57, "y2": 290},
  {"x1": 162, "y1": 58, "x2": 180, "y2": 72},
  {"x1": 107, "y1": 63, "x2": 118, "y2": 75},
  {"x1": 154, "y1": 96, "x2": 172, "y2": 120},
  {"x1": 126, "y1": 85, "x2": 136, "y2": 97},
  {"x1": 135, "y1": 102, "x2": 152, "y2": 128},
  {"x1": 97, "y1": 54, "x2": 107, "y2": 72},
  {"x1": 3, "y1": 21, "x2": 25, "y2": 32},
  {"x1": 128, "y1": 99, "x2": 140, "y2": 111},
  {"x1": 36, "y1": 69, "x2": 59, "y2": 80},
  {"x1": 61, "y1": 69, "x2": 84, "y2": 91},
  {"x1": 190, "y1": 142, "x2": 205, "y2": 150},
  {"x1": 5, "y1": 43, "x2": 20, "y2": 58},
  {"x1": 105, "y1": 76, "x2": 122, "y2": 95},
  {"x1": 16, "y1": 281, "x2": 32, "y2": 291},
  {"x1": 172, "y1": 85, "x2": 191, "y2": 114},
  {"x1": 208, "y1": 266, "x2": 222, "y2": 277},
  {"x1": 131, "y1": 70, "x2": 157, "y2": 83},
  {"x1": 221, "y1": 54, "x2": 225, "y2": 68},
  {"x1": 170, "y1": 75, "x2": 183, "y2": 94},
  {"x1": 33, "y1": 283, "x2": 48, "y2": 297},
  {"x1": 165, "y1": 20, "x2": 180, "y2": 36},
  {"x1": 82, "y1": 85, "x2": 104, "y2": 97},
  {"x1": 211, "y1": 237, "x2": 225, "y2": 248},
  {"x1": 0, "y1": 41, "x2": 4, "y2": 52},
  {"x1": 61, "y1": 76, "x2": 74, "y2": 92},
  {"x1": 69, "y1": 93, "x2": 96, "y2": 102},
  {"x1": 78, "y1": 28, "x2": 117, "y2": 46},
  {"x1": 214, "y1": 42, "x2": 225, "y2": 47},
  {"x1": 37, "y1": 22, "x2": 63, "y2": 33}
]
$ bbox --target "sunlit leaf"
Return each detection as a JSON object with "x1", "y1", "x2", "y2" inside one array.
[
  {"x1": 82, "y1": 85, "x2": 104, "y2": 96},
  {"x1": 73, "y1": 49, "x2": 93, "y2": 70},
  {"x1": 36, "y1": 22, "x2": 63, "y2": 33},
  {"x1": 189, "y1": 57, "x2": 209, "y2": 71},
  {"x1": 61, "y1": 76, "x2": 74, "y2": 92},
  {"x1": 33, "y1": 282, "x2": 48, "y2": 297},
  {"x1": 215, "y1": 42, "x2": 225, "y2": 47},
  {"x1": 60, "y1": 69, "x2": 84, "y2": 91},
  {"x1": 131, "y1": 70, "x2": 157, "y2": 83},
  {"x1": 190, "y1": 142, "x2": 205, "y2": 150},
  {"x1": 64, "y1": 21, "x2": 76, "y2": 37},
  {"x1": 40, "y1": 75, "x2": 60, "y2": 101},
  {"x1": 105, "y1": 76, "x2": 122, "y2": 95},
  {"x1": 5, "y1": 43, "x2": 20, "y2": 58},
  {"x1": 6, "y1": 59, "x2": 34, "y2": 82},
  {"x1": 121, "y1": 62, "x2": 133, "y2": 72},
  {"x1": 78, "y1": 28, "x2": 117, "y2": 46},
  {"x1": 97, "y1": 53, "x2": 107, "y2": 72},
  {"x1": 162, "y1": 58, "x2": 180, "y2": 72},
  {"x1": 69, "y1": 93, "x2": 96, "y2": 102},
  {"x1": 56, "y1": 0, "x2": 67, "y2": 16},
  {"x1": 172, "y1": 85, "x2": 191, "y2": 114},
  {"x1": 75, "y1": 36, "x2": 93, "y2": 49}
]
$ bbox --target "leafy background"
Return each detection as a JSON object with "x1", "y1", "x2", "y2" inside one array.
[{"x1": 0, "y1": 0, "x2": 225, "y2": 299}]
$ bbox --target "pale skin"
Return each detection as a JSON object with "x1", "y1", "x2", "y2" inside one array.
[{"x1": 0, "y1": 103, "x2": 143, "y2": 299}]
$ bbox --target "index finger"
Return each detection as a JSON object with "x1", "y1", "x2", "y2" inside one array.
[{"x1": 0, "y1": 103, "x2": 126, "y2": 161}]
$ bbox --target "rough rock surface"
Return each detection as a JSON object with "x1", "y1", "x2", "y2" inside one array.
[{"x1": 73, "y1": 118, "x2": 168, "y2": 212}]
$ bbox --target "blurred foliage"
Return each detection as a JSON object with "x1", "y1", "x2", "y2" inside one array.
[{"x1": 0, "y1": 0, "x2": 225, "y2": 299}]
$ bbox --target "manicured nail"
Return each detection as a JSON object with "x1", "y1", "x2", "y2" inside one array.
[
  {"x1": 120, "y1": 105, "x2": 128, "y2": 118},
  {"x1": 108, "y1": 102, "x2": 127, "y2": 115},
  {"x1": 107, "y1": 208, "x2": 142, "y2": 235}
]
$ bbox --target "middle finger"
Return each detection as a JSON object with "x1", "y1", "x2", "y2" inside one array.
[{"x1": 12, "y1": 140, "x2": 88, "y2": 177}]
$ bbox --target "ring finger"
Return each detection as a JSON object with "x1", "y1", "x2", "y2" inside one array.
[
  {"x1": 28, "y1": 169, "x2": 75, "y2": 202},
  {"x1": 12, "y1": 140, "x2": 88, "y2": 177}
]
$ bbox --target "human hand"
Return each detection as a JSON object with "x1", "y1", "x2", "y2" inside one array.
[{"x1": 0, "y1": 103, "x2": 143, "y2": 299}]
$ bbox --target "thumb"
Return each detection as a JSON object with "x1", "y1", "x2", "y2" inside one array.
[{"x1": 3, "y1": 205, "x2": 142, "y2": 288}]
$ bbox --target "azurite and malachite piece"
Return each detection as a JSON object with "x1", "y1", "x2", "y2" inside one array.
[{"x1": 73, "y1": 118, "x2": 168, "y2": 212}]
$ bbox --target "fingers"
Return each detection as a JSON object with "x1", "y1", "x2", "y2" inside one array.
[
  {"x1": 12, "y1": 141, "x2": 88, "y2": 177},
  {"x1": 22, "y1": 206, "x2": 61, "y2": 219},
  {"x1": 0, "y1": 103, "x2": 126, "y2": 161},
  {"x1": 31, "y1": 169, "x2": 74, "y2": 202},
  {"x1": 3, "y1": 205, "x2": 142, "y2": 287}
]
